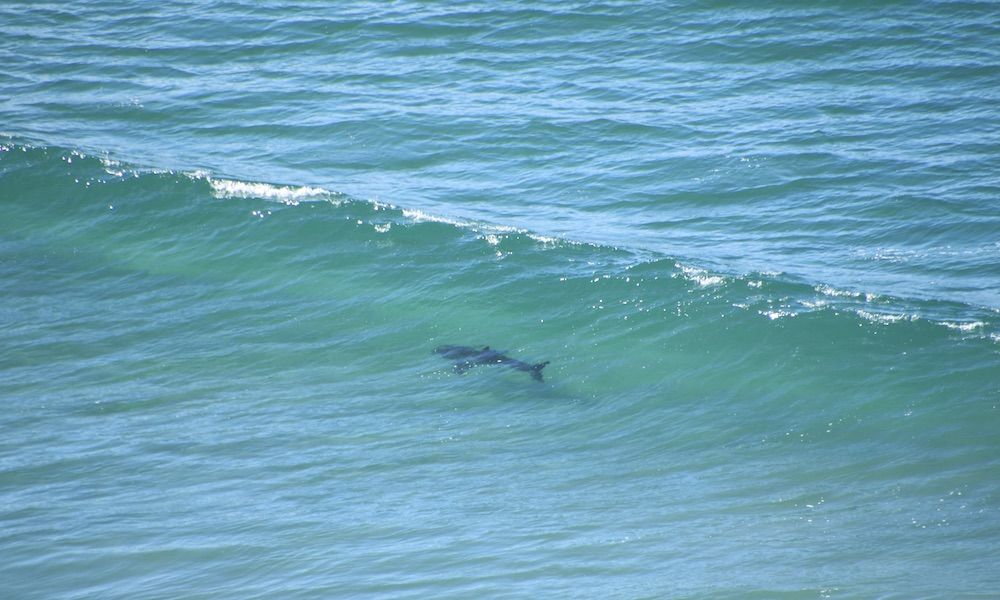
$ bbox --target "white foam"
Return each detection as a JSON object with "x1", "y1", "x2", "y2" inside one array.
[
  {"x1": 815, "y1": 285, "x2": 861, "y2": 298},
  {"x1": 208, "y1": 178, "x2": 336, "y2": 206},
  {"x1": 678, "y1": 264, "x2": 725, "y2": 287},
  {"x1": 800, "y1": 299, "x2": 828, "y2": 309},
  {"x1": 857, "y1": 310, "x2": 913, "y2": 325},
  {"x1": 528, "y1": 233, "x2": 564, "y2": 246},
  {"x1": 759, "y1": 309, "x2": 796, "y2": 320},
  {"x1": 401, "y1": 208, "x2": 469, "y2": 227},
  {"x1": 942, "y1": 321, "x2": 984, "y2": 332},
  {"x1": 401, "y1": 208, "x2": 527, "y2": 239},
  {"x1": 97, "y1": 156, "x2": 126, "y2": 178}
]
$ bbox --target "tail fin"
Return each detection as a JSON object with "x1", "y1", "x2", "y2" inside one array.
[{"x1": 530, "y1": 361, "x2": 550, "y2": 382}]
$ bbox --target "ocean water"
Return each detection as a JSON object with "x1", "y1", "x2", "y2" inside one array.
[{"x1": 2, "y1": 2, "x2": 999, "y2": 598}]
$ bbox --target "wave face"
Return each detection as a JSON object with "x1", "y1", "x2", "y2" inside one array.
[
  {"x1": 3, "y1": 1, "x2": 999, "y2": 308},
  {"x1": 2, "y1": 1, "x2": 1000, "y2": 597}
]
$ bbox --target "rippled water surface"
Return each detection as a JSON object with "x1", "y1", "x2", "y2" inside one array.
[{"x1": 2, "y1": 2, "x2": 999, "y2": 598}]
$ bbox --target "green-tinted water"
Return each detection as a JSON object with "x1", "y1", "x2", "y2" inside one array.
[{"x1": 2, "y1": 1, "x2": 1000, "y2": 597}]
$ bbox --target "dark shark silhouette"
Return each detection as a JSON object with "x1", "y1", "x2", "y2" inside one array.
[{"x1": 434, "y1": 345, "x2": 550, "y2": 382}]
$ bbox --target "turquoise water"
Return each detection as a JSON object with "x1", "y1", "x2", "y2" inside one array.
[{"x1": 2, "y1": 2, "x2": 999, "y2": 598}]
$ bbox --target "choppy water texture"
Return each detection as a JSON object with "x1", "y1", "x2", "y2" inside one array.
[{"x1": 2, "y1": 2, "x2": 999, "y2": 598}]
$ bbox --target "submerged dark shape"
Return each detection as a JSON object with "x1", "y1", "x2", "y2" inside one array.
[{"x1": 434, "y1": 345, "x2": 550, "y2": 382}]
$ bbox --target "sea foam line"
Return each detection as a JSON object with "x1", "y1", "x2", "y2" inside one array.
[
  {"x1": 941, "y1": 321, "x2": 984, "y2": 332},
  {"x1": 856, "y1": 310, "x2": 916, "y2": 325},
  {"x1": 400, "y1": 207, "x2": 569, "y2": 247},
  {"x1": 676, "y1": 264, "x2": 725, "y2": 287},
  {"x1": 207, "y1": 177, "x2": 339, "y2": 206}
]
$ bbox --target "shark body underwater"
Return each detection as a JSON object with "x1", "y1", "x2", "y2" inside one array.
[{"x1": 434, "y1": 345, "x2": 550, "y2": 382}]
